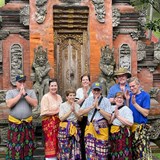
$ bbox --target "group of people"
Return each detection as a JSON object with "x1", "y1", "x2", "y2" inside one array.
[{"x1": 5, "y1": 67, "x2": 152, "y2": 160}]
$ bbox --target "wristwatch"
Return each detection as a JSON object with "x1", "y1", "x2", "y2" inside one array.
[
  {"x1": 23, "y1": 93, "x2": 28, "y2": 98},
  {"x1": 97, "y1": 108, "x2": 101, "y2": 111}
]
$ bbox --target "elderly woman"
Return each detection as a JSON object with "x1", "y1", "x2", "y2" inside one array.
[
  {"x1": 109, "y1": 92, "x2": 133, "y2": 160},
  {"x1": 58, "y1": 88, "x2": 82, "y2": 160},
  {"x1": 40, "y1": 79, "x2": 62, "y2": 160}
]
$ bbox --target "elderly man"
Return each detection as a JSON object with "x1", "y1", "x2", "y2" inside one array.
[
  {"x1": 5, "y1": 74, "x2": 38, "y2": 160},
  {"x1": 107, "y1": 67, "x2": 131, "y2": 104},
  {"x1": 127, "y1": 77, "x2": 152, "y2": 160},
  {"x1": 79, "y1": 82, "x2": 112, "y2": 160}
]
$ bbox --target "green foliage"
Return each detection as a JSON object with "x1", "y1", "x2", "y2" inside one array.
[{"x1": 131, "y1": 0, "x2": 160, "y2": 32}]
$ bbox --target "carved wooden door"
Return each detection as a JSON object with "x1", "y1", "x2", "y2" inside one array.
[{"x1": 53, "y1": 6, "x2": 89, "y2": 98}]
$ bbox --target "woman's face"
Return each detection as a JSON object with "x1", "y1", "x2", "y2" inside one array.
[
  {"x1": 81, "y1": 76, "x2": 90, "y2": 87},
  {"x1": 49, "y1": 82, "x2": 58, "y2": 94},
  {"x1": 66, "y1": 93, "x2": 76, "y2": 103},
  {"x1": 114, "y1": 95, "x2": 124, "y2": 106}
]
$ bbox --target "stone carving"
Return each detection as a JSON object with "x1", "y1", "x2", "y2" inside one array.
[
  {"x1": 0, "y1": 16, "x2": 2, "y2": 29},
  {"x1": 20, "y1": 5, "x2": 29, "y2": 26},
  {"x1": 149, "y1": 87, "x2": 160, "y2": 99},
  {"x1": 112, "y1": 7, "x2": 120, "y2": 27},
  {"x1": 31, "y1": 46, "x2": 51, "y2": 105},
  {"x1": 92, "y1": 0, "x2": 106, "y2": 23},
  {"x1": 119, "y1": 44, "x2": 131, "y2": 71},
  {"x1": 0, "y1": 127, "x2": 8, "y2": 145},
  {"x1": 35, "y1": 0, "x2": 48, "y2": 24},
  {"x1": 98, "y1": 45, "x2": 116, "y2": 96},
  {"x1": 19, "y1": 30, "x2": 29, "y2": 40},
  {"x1": 154, "y1": 42, "x2": 160, "y2": 62},
  {"x1": 130, "y1": 30, "x2": 141, "y2": 41},
  {"x1": 137, "y1": 40, "x2": 146, "y2": 61},
  {"x1": 10, "y1": 44, "x2": 23, "y2": 86},
  {"x1": 0, "y1": 30, "x2": 10, "y2": 40},
  {"x1": 0, "y1": 90, "x2": 6, "y2": 104}
]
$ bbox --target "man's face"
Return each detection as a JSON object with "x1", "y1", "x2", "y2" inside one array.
[
  {"x1": 117, "y1": 74, "x2": 127, "y2": 85},
  {"x1": 16, "y1": 80, "x2": 26, "y2": 89},
  {"x1": 129, "y1": 81, "x2": 140, "y2": 94},
  {"x1": 92, "y1": 88, "x2": 102, "y2": 98}
]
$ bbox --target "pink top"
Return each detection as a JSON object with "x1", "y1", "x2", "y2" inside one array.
[{"x1": 40, "y1": 92, "x2": 62, "y2": 116}]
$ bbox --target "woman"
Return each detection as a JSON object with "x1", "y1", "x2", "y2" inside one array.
[
  {"x1": 109, "y1": 92, "x2": 133, "y2": 160},
  {"x1": 58, "y1": 88, "x2": 82, "y2": 160},
  {"x1": 76, "y1": 73, "x2": 93, "y2": 160},
  {"x1": 40, "y1": 79, "x2": 62, "y2": 160}
]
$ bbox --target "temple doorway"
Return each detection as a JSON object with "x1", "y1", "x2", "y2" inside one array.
[{"x1": 53, "y1": 5, "x2": 89, "y2": 98}]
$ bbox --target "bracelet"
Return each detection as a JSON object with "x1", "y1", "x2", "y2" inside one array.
[{"x1": 23, "y1": 93, "x2": 28, "y2": 98}]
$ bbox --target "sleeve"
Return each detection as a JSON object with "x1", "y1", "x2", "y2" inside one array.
[
  {"x1": 76, "y1": 88, "x2": 81, "y2": 99},
  {"x1": 107, "y1": 86, "x2": 114, "y2": 98},
  {"x1": 28, "y1": 89, "x2": 37, "y2": 99},
  {"x1": 40, "y1": 95, "x2": 49, "y2": 116},
  {"x1": 5, "y1": 90, "x2": 13, "y2": 100},
  {"x1": 59, "y1": 103, "x2": 66, "y2": 119}
]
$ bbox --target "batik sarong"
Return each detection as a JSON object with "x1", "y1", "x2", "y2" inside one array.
[
  {"x1": 85, "y1": 119, "x2": 109, "y2": 160},
  {"x1": 109, "y1": 125, "x2": 132, "y2": 160},
  {"x1": 42, "y1": 115, "x2": 60, "y2": 158},
  {"x1": 6, "y1": 120, "x2": 35, "y2": 160},
  {"x1": 58, "y1": 121, "x2": 81, "y2": 160},
  {"x1": 131, "y1": 123, "x2": 152, "y2": 160}
]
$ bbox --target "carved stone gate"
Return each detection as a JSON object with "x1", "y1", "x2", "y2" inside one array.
[{"x1": 53, "y1": 5, "x2": 89, "y2": 97}]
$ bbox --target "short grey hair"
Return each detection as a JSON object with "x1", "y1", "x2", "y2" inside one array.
[{"x1": 128, "y1": 77, "x2": 140, "y2": 85}]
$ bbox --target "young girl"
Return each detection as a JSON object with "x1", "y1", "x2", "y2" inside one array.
[{"x1": 58, "y1": 88, "x2": 82, "y2": 160}]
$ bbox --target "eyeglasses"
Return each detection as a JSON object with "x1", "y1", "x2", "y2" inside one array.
[{"x1": 93, "y1": 88, "x2": 101, "y2": 92}]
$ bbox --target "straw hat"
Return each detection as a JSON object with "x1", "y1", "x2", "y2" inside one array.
[{"x1": 114, "y1": 67, "x2": 131, "y2": 78}]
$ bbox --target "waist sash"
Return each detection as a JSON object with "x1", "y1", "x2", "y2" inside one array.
[{"x1": 8, "y1": 115, "x2": 32, "y2": 124}]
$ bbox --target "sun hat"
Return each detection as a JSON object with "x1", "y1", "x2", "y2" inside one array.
[
  {"x1": 91, "y1": 82, "x2": 102, "y2": 90},
  {"x1": 16, "y1": 74, "x2": 26, "y2": 82},
  {"x1": 114, "y1": 67, "x2": 131, "y2": 78}
]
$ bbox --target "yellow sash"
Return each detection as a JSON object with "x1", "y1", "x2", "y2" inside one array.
[
  {"x1": 131, "y1": 123, "x2": 142, "y2": 132},
  {"x1": 42, "y1": 115, "x2": 58, "y2": 121},
  {"x1": 8, "y1": 115, "x2": 32, "y2": 124},
  {"x1": 60, "y1": 122, "x2": 77, "y2": 137},
  {"x1": 110, "y1": 125, "x2": 120, "y2": 133},
  {"x1": 85, "y1": 123, "x2": 109, "y2": 140}
]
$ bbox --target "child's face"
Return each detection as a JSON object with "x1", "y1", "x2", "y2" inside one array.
[{"x1": 66, "y1": 93, "x2": 76, "y2": 103}]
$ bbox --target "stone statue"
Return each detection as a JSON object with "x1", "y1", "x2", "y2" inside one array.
[
  {"x1": 98, "y1": 45, "x2": 116, "y2": 96},
  {"x1": 31, "y1": 46, "x2": 51, "y2": 105}
]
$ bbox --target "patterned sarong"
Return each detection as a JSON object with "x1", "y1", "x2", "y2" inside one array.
[
  {"x1": 6, "y1": 120, "x2": 35, "y2": 160},
  {"x1": 109, "y1": 125, "x2": 132, "y2": 160},
  {"x1": 42, "y1": 115, "x2": 60, "y2": 158},
  {"x1": 85, "y1": 119, "x2": 109, "y2": 160},
  {"x1": 131, "y1": 123, "x2": 152, "y2": 160},
  {"x1": 58, "y1": 121, "x2": 81, "y2": 160}
]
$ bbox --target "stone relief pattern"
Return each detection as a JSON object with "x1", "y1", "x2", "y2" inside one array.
[
  {"x1": 92, "y1": 0, "x2": 106, "y2": 23},
  {"x1": 20, "y1": 5, "x2": 29, "y2": 26},
  {"x1": 35, "y1": 0, "x2": 48, "y2": 24},
  {"x1": 112, "y1": 7, "x2": 120, "y2": 27},
  {"x1": 10, "y1": 44, "x2": 23, "y2": 86},
  {"x1": 137, "y1": 40, "x2": 146, "y2": 61},
  {"x1": 60, "y1": 0, "x2": 82, "y2": 3},
  {"x1": 119, "y1": 44, "x2": 131, "y2": 71},
  {"x1": 154, "y1": 42, "x2": 160, "y2": 62}
]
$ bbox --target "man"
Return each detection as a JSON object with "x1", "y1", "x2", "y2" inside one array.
[
  {"x1": 5, "y1": 74, "x2": 38, "y2": 160},
  {"x1": 127, "y1": 77, "x2": 152, "y2": 160},
  {"x1": 107, "y1": 67, "x2": 131, "y2": 104},
  {"x1": 79, "y1": 82, "x2": 112, "y2": 159}
]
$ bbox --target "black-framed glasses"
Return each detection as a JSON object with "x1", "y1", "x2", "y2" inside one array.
[{"x1": 93, "y1": 88, "x2": 101, "y2": 92}]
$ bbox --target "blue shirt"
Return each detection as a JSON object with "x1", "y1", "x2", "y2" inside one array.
[
  {"x1": 81, "y1": 96, "x2": 112, "y2": 122},
  {"x1": 129, "y1": 91, "x2": 150, "y2": 124},
  {"x1": 107, "y1": 83, "x2": 130, "y2": 99}
]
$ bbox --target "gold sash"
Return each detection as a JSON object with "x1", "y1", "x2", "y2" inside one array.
[{"x1": 8, "y1": 115, "x2": 32, "y2": 124}]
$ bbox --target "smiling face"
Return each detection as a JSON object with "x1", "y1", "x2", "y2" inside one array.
[
  {"x1": 81, "y1": 75, "x2": 90, "y2": 87},
  {"x1": 129, "y1": 80, "x2": 140, "y2": 95},
  {"x1": 66, "y1": 92, "x2": 76, "y2": 104},
  {"x1": 114, "y1": 95, "x2": 124, "y2": 106},
  {"x1": 49, "y1": 81, "x2": 58, "y2": 94},
  {"x1": 117, "y1": 74, "x2": 128, "y2": 85},
  {"x1": 92, "y1": 88, "x2": 102, "y2": 98}
]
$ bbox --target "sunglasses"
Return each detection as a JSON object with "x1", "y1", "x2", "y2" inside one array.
[{"x1": 93, "y1": 88, "x2": 101, "y2": 91}]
